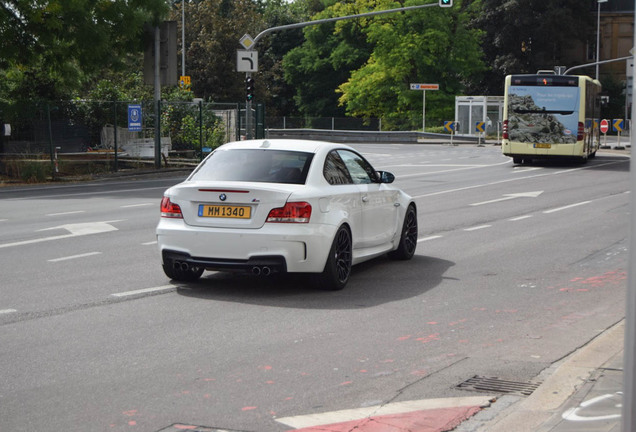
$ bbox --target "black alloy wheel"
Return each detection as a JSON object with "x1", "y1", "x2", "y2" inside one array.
[
  {"x1": 388, "y1": 205, "x2": 418, "y2": 260},
  {"x1": 315, "y1": 225, "x2": 352, "y2": 290}
]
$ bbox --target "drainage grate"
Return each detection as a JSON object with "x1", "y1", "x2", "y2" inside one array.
[{"x1": 457, "y1": 375, "x2": 541, "y2": 397}]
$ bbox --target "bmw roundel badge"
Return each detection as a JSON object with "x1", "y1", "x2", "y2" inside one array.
[{"x1": 219, "y1": 194, "x2": 227, "y2": 201}]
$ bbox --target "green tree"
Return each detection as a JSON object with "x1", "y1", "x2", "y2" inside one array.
[
  {"x1": 0, "y1": 0, "x2": 169, "y2": 101},
  {"x1": 337, "y1": 0, "x2": 485, "y2": 130},
  {"x1": 178, "y1": 0, "x2": 266, "y2": 102},
  {"x1": 283, "y1": 0, "x2": 374, "y2": 118},
  {"x1": 471, "y1": 0, "x2": 594, "y2": 95}
]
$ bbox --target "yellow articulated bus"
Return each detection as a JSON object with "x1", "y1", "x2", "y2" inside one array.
[{"x1": 502, "y1": 74, "x2": 602, "y2": 164}]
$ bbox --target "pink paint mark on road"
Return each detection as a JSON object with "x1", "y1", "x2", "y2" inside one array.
[
  {"x1": 427, "y1": 321, "x2": 438, "y2": 325},
  {"x1": 123, "y1": 410, "x2": 137, "y2": 417},
  {"x1": 340, "y1": 381, "x2": 353, "y2": 386},
  {"x1": 449, "y1": 319, "x2": 468, "y2": 326},
  {"x1": 288, "y1": 405, "x2": 483, "y2": 432},
  {"x1": 259, "y1": 365, "x2": 273, "y2": 371},
  {"x1": 242, "y1": 406, "x2": 257, "y2": 411},
  {"x1": 416, "y1": 333, "x2": 440, "y2": 344},
  {"x1": 397, "y1": 335, "x2": 412, "y2": 341},
  {"x1": 128, "y1": 421, "x2": 137, "y2": 426},
  {"x1": 174, "y1": 425, "x2": 198, "y2": 430}
]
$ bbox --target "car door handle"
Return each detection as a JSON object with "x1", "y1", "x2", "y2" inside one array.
[{"x1": 362, "y1": 195, "x2": 369, "y2": 202}]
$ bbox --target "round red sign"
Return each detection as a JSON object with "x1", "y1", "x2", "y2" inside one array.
[{"x1": 600, "y1": 119, "x2": 609, "y2": 134}]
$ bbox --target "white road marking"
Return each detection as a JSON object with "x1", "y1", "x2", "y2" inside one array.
[
  {"x1": 142, "y1": 241, "x2": 158, "y2": 245},
  {"x1": 464, "y1": 225, "x2": 492, "y2": 231},
  {"x1": 120, "y1": 203, "x2": 154, "y2": 208},
  {"x1": 111, "y1": 285, "x2": 176, "y2": 298},
  {"x1": 0, "y1": 309, "x2": 17, "y2": 314},
  {"x1": 470, "y1": 191, "x2": 543, "y2": 206},
  {"x1": 0, "y1": 221, "x2": 122, "y2": 249},
  {"x1": 543, "y1": 201, "x2": 592, "y2": 214},
  {"x1": 276, "y1": 397, "x2": 493, "y2": 429},
  {"x1": 509, "y1": 215, "x2": 533, "y2": 221},
  {"x1": 412, "y1": 160, "x2": 625, "y2": 199},
  {"x1": 418, "y1": 235, "x2": 443, "y2": 242},
  {"x1": 46, "y1": 210, "x2": 86, "y2": 216},
  {"x1": 0, "y1": 219, "x2": 8, "y2": 222},
  {"x1": 48, "y1": 252, "x2": 102, "y2": 262}
]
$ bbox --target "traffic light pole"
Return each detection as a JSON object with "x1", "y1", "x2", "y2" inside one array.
[{"x1": 245, "y1": 72, "x2": 252, "y2": 139}]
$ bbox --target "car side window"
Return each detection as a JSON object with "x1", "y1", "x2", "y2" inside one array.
[
  {"x1": 324, "y1": 151, "x2": 353, "y2": 185},
  {"x1": 337, "y1": 150, "x2": 378, "y2": 184}
]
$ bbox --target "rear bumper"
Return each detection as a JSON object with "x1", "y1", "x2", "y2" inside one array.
[
  {"x1": 156, "y1": 218, "x2": 337, "y2": 274},
  {"x1": 162, "y1": 249, "x2": 287, "y2": 275}
]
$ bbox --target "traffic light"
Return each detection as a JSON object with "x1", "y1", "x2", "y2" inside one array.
[
  {"x1": 439, "y1": 0, "x2": 452, "y2": 7},
  {"x1": 245, "y1": 77, "x2": 255, "y2": 102}
]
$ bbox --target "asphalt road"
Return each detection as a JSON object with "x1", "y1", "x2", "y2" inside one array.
[{"x1": 0, "y1": 144, "x2": 630, "y2": 432}]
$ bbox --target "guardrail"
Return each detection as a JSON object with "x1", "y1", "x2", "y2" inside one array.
[{"x1": 265, "y1": 128, "x2": 480, "y2": 144}]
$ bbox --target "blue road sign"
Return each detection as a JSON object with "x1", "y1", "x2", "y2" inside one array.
[{"x1": 128, "y1": 104, "x2": 142, "y2": 132}]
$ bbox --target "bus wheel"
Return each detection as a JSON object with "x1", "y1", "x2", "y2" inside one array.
[{"x1": 513, "y1": 157, "x2": 523, "y2": 164}]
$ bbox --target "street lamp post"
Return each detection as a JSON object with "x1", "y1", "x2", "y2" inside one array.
[
  {"x1": 181, "y1": 0, "x2": 185, "y2": 77},
  {"x1": 596, "y1": 0, "x2": 608, "y2": 80}
]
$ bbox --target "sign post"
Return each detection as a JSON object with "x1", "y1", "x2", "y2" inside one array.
[
  {"x1": 475, "y1": 121, "x2": 486, "y2": 146},
  {"x1": 410, "y1": 83, "x2": 439, "y2": 132},
  {"x1": 600, "y1": 119, "x2": 609, "y2": 148},
  {"x1": 613, "y1": 119, "x2": 624, "y2": 149},
  {"x1": 444, "y1": 120, "x2": 457, "y2": 146}
]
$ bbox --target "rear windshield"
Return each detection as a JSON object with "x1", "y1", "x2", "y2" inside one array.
[{"x1": 189, "y1": 149, "x2": 314, "y2": 185}]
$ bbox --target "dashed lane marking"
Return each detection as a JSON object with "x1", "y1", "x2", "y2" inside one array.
[
  {"x1": 111, "y1": 285, "x2": 176, "y2": 298},
  {"x1": 0, "y1": 309, "x2": 17, "y2": 314},
  {"x1": 543, "y1": 201, "x2": 592, "y2": 214},
  {"x1": 509, "y1": 215, "x2": 533, "y2": 221},
  {"x1": 48, "y1": 252, "x2": 102, "y2": 262},
  {"x1": 464, "y1": 225, "x2": 492, "y2": 231},
  {"x1": 418, "y1": 235, "x2": 443, "y2": 242},
  {"x1": 120, "y1": 203, "x2": 154, "y2": 208},
  {"x1": 46, "y1": 210, "x2": 86, "y2": 216}
]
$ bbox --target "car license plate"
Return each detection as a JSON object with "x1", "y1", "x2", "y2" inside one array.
[
  {"x1": 198, "y1": 204, "x2": 251, "y2": 219},
  {"x1": 534, "y1": 143, "x2": 551, "y2": 149}
]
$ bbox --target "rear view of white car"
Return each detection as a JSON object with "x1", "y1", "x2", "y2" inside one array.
[{"x1": 156, "y1": 139, "x2": 418, "y2": 290}]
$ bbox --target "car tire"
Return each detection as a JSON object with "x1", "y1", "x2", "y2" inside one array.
[
  {"x1": 162, "y1": 263, "x2": 204, "y2": 282},
  {"x1": 315, "y1": 225, "x2": 352, "y2": 291},
  {"x1": 388, "y1": 204, "x2": 418, "y2": 260}
]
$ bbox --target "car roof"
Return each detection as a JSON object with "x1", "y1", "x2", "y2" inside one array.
[{"x1": 217, "y1": 139, "x2": 353, "y2": 154}]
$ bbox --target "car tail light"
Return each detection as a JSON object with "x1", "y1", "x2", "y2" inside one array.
[
  {"x1": 161, "y1": 197, "x2": 183, "y2": 218},
  {"x1": 577, "y1": 122, "x2": 585, "y2": 141},
  {"x1": 266, "y1": 202, "x2": 312, "y2": 223},
  {"x1": 502, "y1": 120, "x2": 509, "y2": 139}
]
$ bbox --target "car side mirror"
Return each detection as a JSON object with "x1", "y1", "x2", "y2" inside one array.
[{"x1": 377, "y1": 171, "x2": 395, "y2": 184}]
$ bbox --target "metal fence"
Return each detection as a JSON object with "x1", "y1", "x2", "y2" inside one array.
[
  {"x1": 0, "y1": 100, "x2": 241, "y2": 180},
  {"x1": 266, "y1": 116, "x2": 381, "y2": 131}
]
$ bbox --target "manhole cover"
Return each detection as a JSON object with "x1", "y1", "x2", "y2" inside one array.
[{"x1": 457, "y1": 375, "x2": 541, "y2": 396}]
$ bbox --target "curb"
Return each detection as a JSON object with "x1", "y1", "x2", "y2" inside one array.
[{"x1": 480, "y1": 320, "x2": 625, "y2": 432}]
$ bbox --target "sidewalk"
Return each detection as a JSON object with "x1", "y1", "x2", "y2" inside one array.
[{"x1": 480, "y1": 321, "x2": 625, "y2": 432}]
